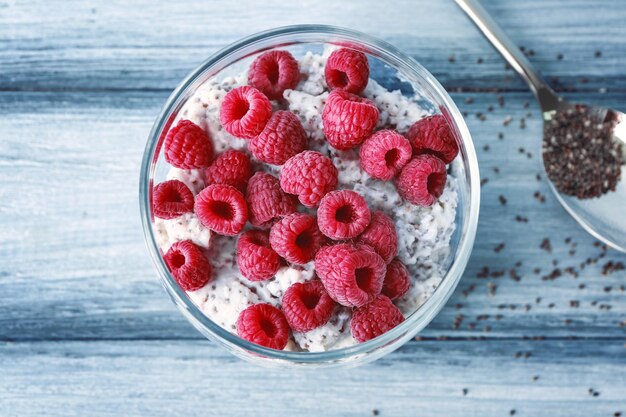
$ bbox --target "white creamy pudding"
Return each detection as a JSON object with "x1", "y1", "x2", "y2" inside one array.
[{"x1": 153, "y1": 48, "x2": 458, "y2": 352}]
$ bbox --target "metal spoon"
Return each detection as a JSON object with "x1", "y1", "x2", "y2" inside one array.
[{"x1": 455, "y1": 0, "x2": 626, "y2": 252}]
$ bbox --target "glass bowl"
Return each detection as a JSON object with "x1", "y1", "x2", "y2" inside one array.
[{"x1": 140, "y1": 24, "x2": 480, "y2": 368}]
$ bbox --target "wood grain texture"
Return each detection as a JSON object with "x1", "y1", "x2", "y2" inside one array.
[
  {"x1": 1, "y1": 0, "x2": 625, "y2": 92},
  {"x1": 1, "y1": 340, "x2": 624, "y2": 417},
  {"x1": 1, "y1": 0, "x2": 625, "y2": 415}
]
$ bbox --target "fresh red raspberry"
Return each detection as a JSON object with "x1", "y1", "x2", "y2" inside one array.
[
  {"x1": 324, "y1": 48, "x2": 369, "y2": 94},
  {"x1": 164, "y1": 120, "x2": 213, "y2": 169},
  {"x1": 406, "y1": 115, "x2": 459, "y2": 164},
  {"x1": 195, "y1": 184, "x2": 248, "y2": 236},
  {"x1": 236, "y1": 303, "x2": 290, "y2": 350},
  {"x1": 350, "y1": 295, "x2": 405, "y2": 342},
  {"x1": 249, "y1": 111, "x2": 308, "y2": 165},
  {"x1": 269, "y1": 213, "x2": 326, "y2": 265},
  {"x1": 314, "y1": 243, "x2": 386, "y2": 308},
  {"x1": 246, "y1": 172, "x2": 298, "y2": 228},
  {"x1": 248, "y1": 50, "x2": 300, "y2": 101},
  {"x1": 280, "y1": 151, "x2": 338, "y2": 208},
  {"x1": 381, "y1": 259, "x2": 410, "y2": 300},
  {"x1": 163, "y1": 240, "x2": 212, "y2": 291},
  {"x1": 152, "y1": 180, "x2": 195, "y2": 219},
  {"x1": 236, "y1": 230, "x2": 281, "y2": 281},
  {"x1": 219, "y1": 86, "x2": 272, "y2": 139},
  {"x1": 356, "y1": 211, "x2": 397, "y2": 264},
  {"x1": 205, "y1": 149, "x2": 252, "y2": 190},
  {"x1": 360, "y1": 130, "x2": 412, "y2": 180},
  {"x1": 396, "y1": 154, "x2": 447, "y2": 206},
  {"x1": 322, "y1": 90, "x2": 379, "y2": 150},
  {"x1": 282, "y1": 280, "x2": 336, "y2": 332},
  {"x1": 317, "y1": 190, "x2": 371, "y2": 240}
]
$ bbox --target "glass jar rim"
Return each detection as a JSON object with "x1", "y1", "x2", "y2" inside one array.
[{"x1": 140, "y1": 24, "x2": 480, "y2": 364}]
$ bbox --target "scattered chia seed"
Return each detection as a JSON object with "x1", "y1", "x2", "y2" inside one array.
[
  {"x1": 499, "y1": 195, "x2": 507, "y2": 205},
  {"x1": 494, "y1": 242, "x2": 506, "y2": 253},
  {"x1": 503, "y1": 115, "x2": 513, "y2": 126},
  {"x1": 462, "y1": 388, "x2": 468, "y2": 396},
  {"x1": 533, "y1": 191, "x2": 546, "y2": 203},
  {"x1": 594, "y1": 50, "x2": 602, "y2": 58},
  {"x1": 510, "y1": 409, "x2": 516, "y2": 416},
  {"x1": 515, "y1": 215, "x2": 529, "y2": 223},
  {"x1": 483, "y1": 144, "x2": 490, "y2": 152},
  {"x1": 519, "y1": 147, "x2": 525, "y2": 154},
  {"x1": 540, "y1": 238, "x2": 552, "y2": 253},
  {"x1": 477, "y1": 57, "x2": 484, "y2": 64},
  {"x1": 542, "y1": 105, "x2": 623, "y2": 199},
  {"x1": 372, "y1": 409, "x2": 380, "y2": 416},
  {"x1": 448, "y1": 54, "x2": 456, "y2": 63},
  {"x1": 487, "y1": 105, "x2": 494, "y2": 112},
  {"x1": 493, "y1": 167, "x2": 500, "y2": 174},
  {"x1": 481, "y1": 178, "x2": 489, "y2": 186},
  {"x1": 602, "y1": 260, "x2": 625, "y2": 276},
  {"x1": 536, "y1": 173, "x2": 542, "y2": 181},
  {"x1": 520, "y1": 118, "x2": 526, "y2": 129},
  {"x1": 465, "y1": 97, "x2": 474, "y2": 104},
  {"x1": 498, "y1": 132, "x2": 504, "y2": 140}
]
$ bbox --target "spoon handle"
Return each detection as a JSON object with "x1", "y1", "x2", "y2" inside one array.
[{"x1": 454, "y1": 0, "x2": 557, "y2": 104}]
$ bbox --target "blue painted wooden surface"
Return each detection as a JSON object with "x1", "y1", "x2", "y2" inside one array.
[{"x1": 1, "y1": 0, "x2": 625, "y2": 415}]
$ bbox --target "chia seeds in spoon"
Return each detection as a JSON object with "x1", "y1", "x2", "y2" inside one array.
[{"x1": 542, "y1": 105, "x2": 624, "y2": 199}]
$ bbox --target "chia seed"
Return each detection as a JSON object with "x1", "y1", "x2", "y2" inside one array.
[{"x1": 542, "y1": 105, "x2": 623, "y2": 199}]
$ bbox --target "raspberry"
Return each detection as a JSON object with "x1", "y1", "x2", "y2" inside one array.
[
  {"x1": 205, "y1": 149, "x2": 252, "y2": 190},
  {"x1": 322, "y1": 90, "x2": 379, "y2": 150},
  {"x1": 269, "y1": 213, "x2": 326, "y2": 264},
  {"x1": 236, "y1": 303, "x2": 290, "y2": 350},
  {"x1": 356, "y1": 211, "x2": 397, "y2": 264},
  {"x1": 248, "y1": 50, "x2": 300, "y2": 101},
  {"x1": 314, "y1": 243, "x2": 386, "y2": 308},
  {"x1": 280, "y1": 151, "x2": 338, "y2": 208},
  {"x1": 195, "y1": 184, "x2": 248, "y2": 236},
  {"x1": 359, "y1": 130, "x2": 412, "y2": 180},
  {"x1": 317, "y1": 190, "x2": 371, "y2": 240},
  {"x1": 237, "y1": 230, "x2": 281, "y2": 281},
  {"x1": 396, "y1": 154, "x2": 447, "y2": 206},
  {"x1": 282, "y1": 280, "x2": 336, "y2": 332},
  {"x1": 406, "y1": 115, "x2": 459, "y2": 164},
  {"x1": 246, "y1": 172, "x2": 298, "y2": 228},
  {"x1": 249, "y1": 111, "x2": 308, "y2": 165},
  {"x1": 163, "y1": 240, "x2": 212, "y2": 291},
  {"x1": 164, "y1": 120, "x2": 213, "y2": 169},
  {"x1": 324, "y1": 48, "x2": 369, "y2": 94},
  {"x1": 350, "y1": 295, "x2": 405, "y2": 342},
  {"x1": 381, "y1": 259, "x2": 410, "y2": 300},
  {"x1": 152, "y1": 180, "x2": 195, "y2": 219},
  {"x1": 219, "y1": 86, "x2": 272, "y2": 139}
]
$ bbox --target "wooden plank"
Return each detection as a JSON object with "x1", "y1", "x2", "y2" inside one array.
[
  {"x1": 0, "y1": 339, "x2": 624, "y2": 416},
  {"x1": 1, "y1": 0, "x2": 625, "y2": 92},
  {"x1": 1, "y1": 90, "x2": 624, "y2": 342}
]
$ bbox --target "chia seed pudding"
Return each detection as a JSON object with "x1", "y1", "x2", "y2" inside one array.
[{"x1": 153, "y1": 48, "x2": 459, "y2": 352}]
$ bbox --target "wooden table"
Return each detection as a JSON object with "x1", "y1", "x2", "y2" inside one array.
[{"x1": 1, "y1": 1, "x2": 625, "y2": 415}]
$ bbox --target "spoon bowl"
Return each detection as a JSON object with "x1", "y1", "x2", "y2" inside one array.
[
  {"x1": 540, "y1": 91, "x2": 626, "y2": 251},
  {"x1": 455, "y1": 0, "x2": 626, "y2": 252}
]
